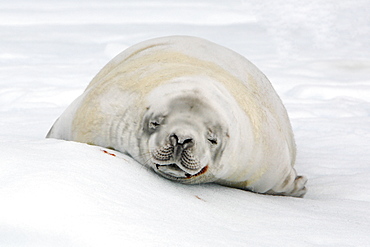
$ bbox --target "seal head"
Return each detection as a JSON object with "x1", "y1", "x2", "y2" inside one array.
[{"x1": 142, "y1": 94, "x2": 228, "y2": 184}]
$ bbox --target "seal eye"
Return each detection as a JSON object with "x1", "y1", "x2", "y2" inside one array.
[
  {"x1": 149, "y1": 121, "x2": 160, "y2": 130},
  {"x1": 208, "y1": 137, "x2": 218, "y2": 145}
]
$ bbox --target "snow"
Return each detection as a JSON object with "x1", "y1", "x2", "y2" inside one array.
[{"x1": 1, "y1": 0, "x2": 370, "y2": 246}]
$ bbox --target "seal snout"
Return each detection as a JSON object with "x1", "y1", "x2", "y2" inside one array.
[
  {"x1": 168, "y1": 132, "x2": 201, "y2": 170},
  {"x1": 169, "y1": 133, "x2": 194, "y2": 160},
  {"x1": 170, "y1": 133, "x2": 194, "y2": 148},
  {"x1": 152, "y1": 132, "x2": 206, "y2": 179}
]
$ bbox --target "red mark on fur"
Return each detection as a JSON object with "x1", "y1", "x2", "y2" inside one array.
[
  {"x1": 101, "y1": 149, "x2": 116, "y2": 157},
  {"x1": 199, "y1": 165, "x2": 208, "y2": 175},
  {"x1": 185, "y1": 165, "x2": 208, "y2": 179}
]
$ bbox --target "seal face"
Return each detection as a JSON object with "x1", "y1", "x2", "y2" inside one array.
[
  {"x1": 142, "y1": 94, "x2": 228, "y2": 183},
  {"x1": 47, "y1": 35, "x2": 307, "y2": 197}
]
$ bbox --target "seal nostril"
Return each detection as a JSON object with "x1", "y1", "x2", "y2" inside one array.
[
  {"x1": 182, "y1": 138, "x2": 193, "y2": 144},
  {"x1": 170, "y1": 133, "x2": 194, "y2": 147},
  {"x1": 182, "y1": 138, "x2": 194, "y2": 148},
  {"x1": 169, "y1": 134, "x2": 179, "y2": 146}
]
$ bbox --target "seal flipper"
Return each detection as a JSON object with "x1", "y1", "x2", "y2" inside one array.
[{"x1": 266, "y1": 175, "x2": 308, "y2": 198}]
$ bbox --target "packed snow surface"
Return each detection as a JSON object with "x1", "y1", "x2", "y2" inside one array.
[{"x1": 1, "y1": 0, "x2": 370, "y2": 246}]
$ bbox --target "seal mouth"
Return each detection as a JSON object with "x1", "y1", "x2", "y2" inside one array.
[{"x1": 155, "y1": 163, "x2": 208, "y2": 179}]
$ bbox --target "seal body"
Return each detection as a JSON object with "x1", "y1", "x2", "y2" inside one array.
[{"x1": 47, "y1": 36, "x2": 307, "y2": 197}]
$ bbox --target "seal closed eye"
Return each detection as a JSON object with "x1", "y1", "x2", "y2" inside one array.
[{"x1": 46, "y1": 35, "x2": 307, "y2": 197}]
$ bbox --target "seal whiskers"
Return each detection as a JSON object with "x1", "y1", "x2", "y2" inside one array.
[
  {"x1": 181, "y1": 149, "x2": 201, "y2": 170},
  {"x1": 152, "y1": 143, "x2": 173, "y2": 162}
]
